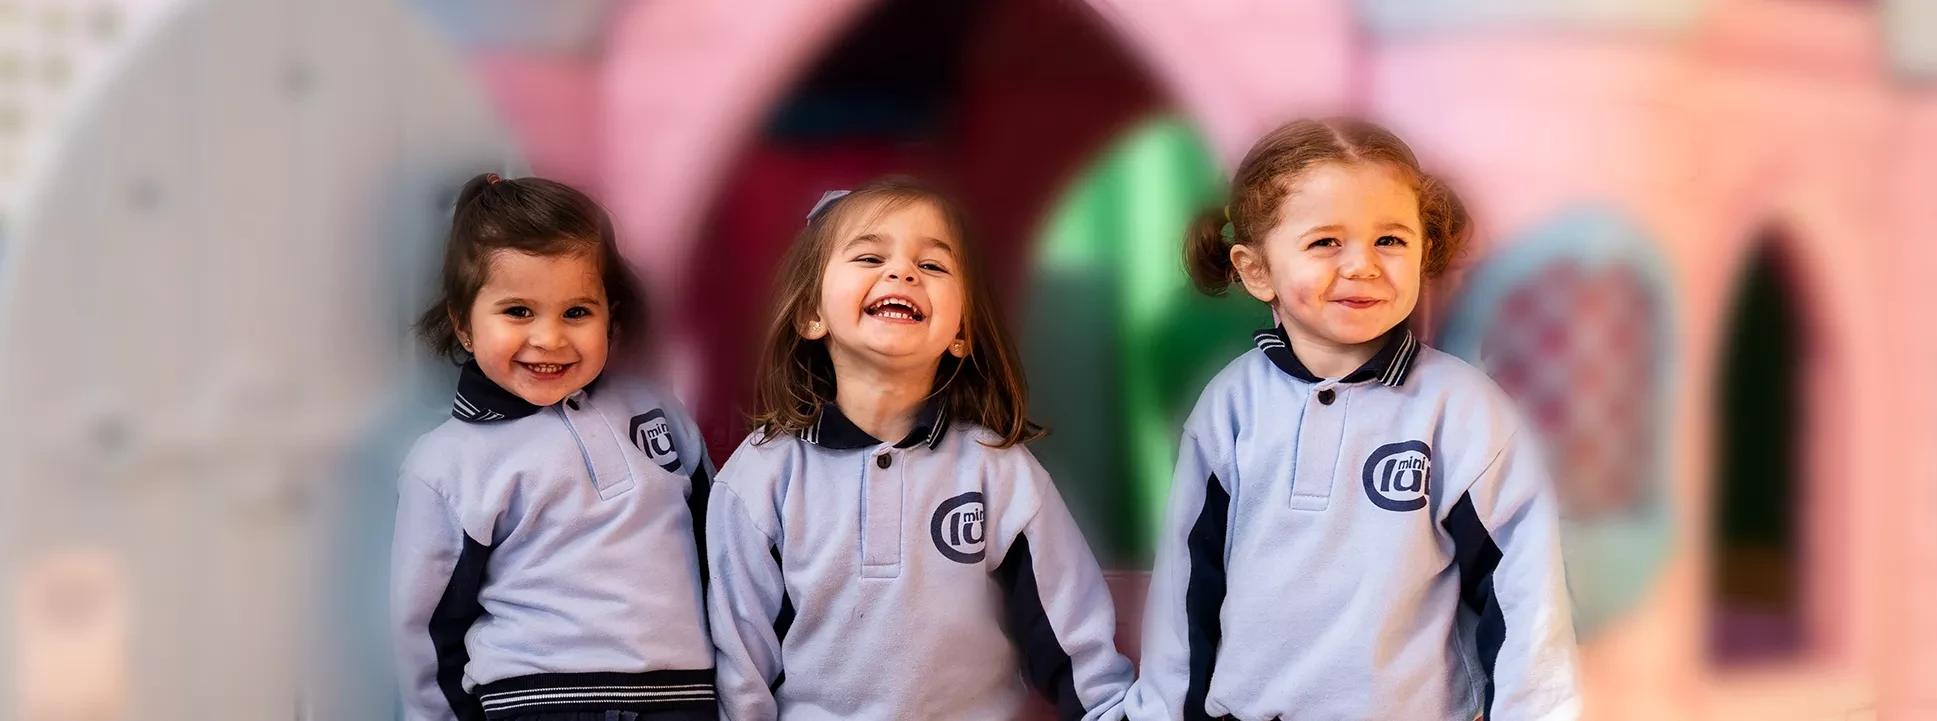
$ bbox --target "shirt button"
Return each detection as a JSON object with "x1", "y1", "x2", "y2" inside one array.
[
  {"x1": 876, "y1": 454, "x2": 892, "y2": 469},
  {"x1": 1317, "y1": 388, "x2": 1336, "y2": 405}
]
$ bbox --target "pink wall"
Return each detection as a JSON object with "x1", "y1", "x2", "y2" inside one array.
[
  {"x1": 1889, "y1": 89, "x2": 1937, "y2": 719},
  {"x1": 1366, "y1": 30, "x2": 1710, "y2": 719},
  {"x1": 1362, "y1": 1, "x2": 1923, "y2": 717}
]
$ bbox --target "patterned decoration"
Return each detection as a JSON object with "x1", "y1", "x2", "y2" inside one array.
[
  {"x1": 1439, "y1": 206, "x2": 1676, "y2": 638},
  {"x1": 1481, "y1": 260, "x2": 1659, "y2": 518}
]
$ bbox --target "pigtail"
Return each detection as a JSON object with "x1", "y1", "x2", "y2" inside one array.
[
  {"x1": 1418, "y1": 173, "x2": 1472, "y2": 278},
  {"x1": 1184, "y1": 205, "x2": 1240, "y2": 295},
  {"x1": 456, "y1": 172, "x2": 498, "y2": 212}
]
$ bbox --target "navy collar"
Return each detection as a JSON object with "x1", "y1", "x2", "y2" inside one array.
[
  {"x1": 1252, "y1": 324, "x2": 1420, "y2": 386},
  {"x1": 799, "y1": 397, "x2": 950, "y2": 450},
  {"x1": 452, "y1": 361, "x2": 601, "y2": 423}
]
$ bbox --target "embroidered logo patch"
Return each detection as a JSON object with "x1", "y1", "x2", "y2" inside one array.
[
  {"x1": 628, "y1": 409, "x2": 681, "y2": 473},
  {"x1": 930, "y1": 492, "x2": 987, "y2": 564},
  {"x1": 1363, "y1": 440, "x2": 1432, "y2": 512}
]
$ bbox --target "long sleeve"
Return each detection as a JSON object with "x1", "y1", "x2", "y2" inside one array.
[
  {"x1": 1440, "y1": 429, "x2": 1582, "y2": 721},
  {"x1": 706, "y1": 483, "x2": 789, "y2": 721},
  {"x1": 390, "y1": 473, "x2": 489, "y2": 721},
  {"x1": 992, "y1": 472, "x2": 1136, "y2": 721},
  {"x1": 1123, "y1": 430, "x2": 1230, "y2": 721}
]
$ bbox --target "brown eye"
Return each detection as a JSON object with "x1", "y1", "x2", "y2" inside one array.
[
  {"x1": 503, "y1": 306, "x2": 532, "y2": 319},
  {"x1": 564, "y1": 306, "x2": 593, "y2": 319},
  {"x1": 1377, "y1": 236, "x2": 1408, "y2": 247}
]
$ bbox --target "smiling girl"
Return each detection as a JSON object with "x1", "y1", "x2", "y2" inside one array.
[
  {"x1": 392, "y1": 173, "x2": 717, "y2": 721},
  {"x1": 1124, "y1": 119, "x2": 1581, "y2": 721},
  {"x1": 705, "y1": 178, "x2": 1135, "y2": 720}
]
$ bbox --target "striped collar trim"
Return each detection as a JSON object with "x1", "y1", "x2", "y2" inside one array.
[
  {"x1": 1252, "y1": 324, "x2": 1420, "y2": 387},
  {"x1": 798, "y1": 397, "x2": 950, "y2": 450}
]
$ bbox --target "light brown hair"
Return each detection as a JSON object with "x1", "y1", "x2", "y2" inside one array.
[
  {"x1": 1185, "y1": 117, "x2": 1471, "y2": 295},
  {"x1": 750, "y1": 177, "x2": 1042, "y2": 447}
]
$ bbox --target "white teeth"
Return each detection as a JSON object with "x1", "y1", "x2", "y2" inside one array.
[
  {"x1": 525, "y1": 363, "x2": 566, "y2": 374},
  {"x1": 867, "y1": 298, "x2": 922, "y2": 320}
]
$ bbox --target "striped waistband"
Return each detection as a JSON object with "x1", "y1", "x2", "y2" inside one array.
[{"x1": 475, "y1": 669, "x2": 716, "y2": 719}]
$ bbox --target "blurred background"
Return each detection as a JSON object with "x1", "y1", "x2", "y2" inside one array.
[{"x1": 1, "y1": 0, "x2": 1934, "y2": 719}]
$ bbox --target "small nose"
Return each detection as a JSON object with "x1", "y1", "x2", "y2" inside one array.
[
  {"x1": 529, "y1": 320, "x2": 567, "y2": 349},
  {"x1": 885, "y1": 261, "x2": 919, "y2": 284},
  {"x1": 1340, "y1": 243, "x2": 1381, "y2": 279}
]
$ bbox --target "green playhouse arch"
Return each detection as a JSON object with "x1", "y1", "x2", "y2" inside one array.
[{"x1": 1021, "y1": 117, "x2": 1268, "y2": 565}]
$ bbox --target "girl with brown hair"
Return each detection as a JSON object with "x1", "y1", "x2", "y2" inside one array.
[{"x1": 705, "y1": 178, "x2": 1134, "y2": 720}]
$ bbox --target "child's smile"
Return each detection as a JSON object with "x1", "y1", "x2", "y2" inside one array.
[
  {"x1": 1238, "y1": 161, "x2": 1423, "y2": 355},
  {"x1": 461, "y1": 249, "x2": 610, "y2": 406},
  {"x1": 812, "y1": 199, "x2": 965, "y2": 369},
  {"x1": 864, "y1": 294, "x2": 927, "y2": 323},
  {"x1": 516, "y1": 361, "x2": 573, "y2": 380}
]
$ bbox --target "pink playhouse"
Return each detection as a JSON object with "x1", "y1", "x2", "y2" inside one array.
[{"x1": 441, "y1": 0, "x2": 1937, "y2": 717}]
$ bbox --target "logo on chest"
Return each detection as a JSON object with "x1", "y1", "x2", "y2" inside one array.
[
  {"x1": 930, "y1": 491, "x2": 987, "y2": 564},
  {"x1": 1363, "y1": 441, "x2": 1432, "y2": 512},
  {"x1": 628, "y1": 409, "x2": 681, "y2": 473}
]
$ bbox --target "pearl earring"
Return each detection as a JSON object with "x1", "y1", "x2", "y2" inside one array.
[{"x1": 949, "y1": 339, "x2": 966, "y2": 357}]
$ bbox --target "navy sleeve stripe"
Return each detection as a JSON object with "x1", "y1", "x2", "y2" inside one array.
[
  {"x1": 1184, "y1": 473, "x2": 1231, "y2": 721},
  {"x1": 429, "y1": 534, "x2": 494, "y2": 721},
  {"x1": 770, "y1": 545, "x2": 796, "y2": 641},
  {"x1": 994, "y1": 534, "x2": 1086, "y2": 720},
  {"x1": 689, "y1": 466, "x2": 711, "y2": 589},
  {"x1": 1443, "y1": 492, "x2": 1506, "y2": 719},
  {"x1": 770, "y1": 544, "x2": 794, "y2": 694}
]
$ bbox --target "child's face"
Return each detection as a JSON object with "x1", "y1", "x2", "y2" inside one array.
[
  {"x1": 1234, "y1": 161, "x2": 1423, "y2": 348},
  {"x1": 459, "y1": 250, "x2": 610, "y2": 406},
  {"x1": 811, "y1": 199, "x2": 966, "y2": 373}
]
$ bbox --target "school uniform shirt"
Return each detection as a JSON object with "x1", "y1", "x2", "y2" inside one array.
[
  {"x1": 1123, "y1": 327, "x2": 1581, "y2": 721},
  {"x1": 391, "y1": 362, "x2": 718, "y2": 721},
  {"x1": 706, "y1": 402, "x2": 1136, "y2": 721}
]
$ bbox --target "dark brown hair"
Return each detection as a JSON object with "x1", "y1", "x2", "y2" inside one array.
[
  {"x1": 1185, "y1": 117, "x2": 1471, "y2": 295},
  {"x1": 750, "y1": 177, "x2": 1042, "y2": 448},
  {"x1": 415, "y1": 173, "x2": 645, "y2": 359}
]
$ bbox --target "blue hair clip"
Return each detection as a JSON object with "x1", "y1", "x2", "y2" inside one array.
[{"x1": 807, "y1": 189, "x2": 851, "y2": 223}]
